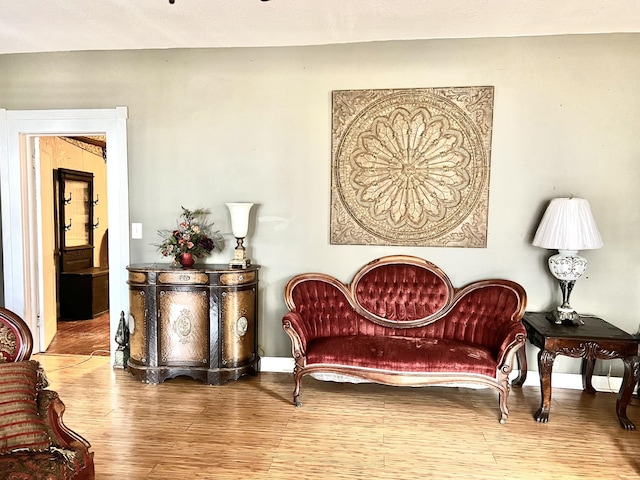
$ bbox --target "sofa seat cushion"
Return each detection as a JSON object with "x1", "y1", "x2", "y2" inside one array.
[{"x1": 306, "y1": 336, "x2": 497, "y2": 377}]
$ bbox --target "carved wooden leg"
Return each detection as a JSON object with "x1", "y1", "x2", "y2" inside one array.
[
  {"x1": 512, "y1": 345, "x2": 528, "y2": 388},
  {"x1": 616, "y1": 355, "x2": 640, "y2": 430},
  {"x1": 534, "y1": 349, "x2": 555, "y2": 423},
  {"x1": 498, "y1": 385, "x2": 510, "y2": 424},
  {"x1": 292, "y1": 367, "x2": 303, "y2": 407},
  {"x1": 581, "y1": 358, "x2": 597, "y2": 395}
]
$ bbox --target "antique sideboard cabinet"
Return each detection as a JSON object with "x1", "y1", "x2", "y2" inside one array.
[{"x1": 126, "y1": 264, "x2": 259, "y2": 385}]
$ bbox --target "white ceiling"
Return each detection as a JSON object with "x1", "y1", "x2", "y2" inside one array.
[{"x1": 1, "y1": 0, "x2": 640, "y2": 55}]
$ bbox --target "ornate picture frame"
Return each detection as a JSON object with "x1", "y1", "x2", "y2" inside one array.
[{"x1": 330, "y1": 86, "x2": 494, "y2": 248}]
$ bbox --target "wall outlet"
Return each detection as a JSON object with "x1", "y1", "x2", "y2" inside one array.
[{"x1": 131, "y1": 223, "x2": 143, "y2": 239}]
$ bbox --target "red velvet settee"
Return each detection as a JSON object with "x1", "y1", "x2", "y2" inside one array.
[
  {"x1": 0, "y1": 307, "x2": 95, "y2": 479},
  {"x1": 282, "y1": 255, "x2": 527, "y2": 423}
]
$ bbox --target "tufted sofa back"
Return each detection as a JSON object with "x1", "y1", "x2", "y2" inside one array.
[
  {"x1": 284, "y1": 255, "x2": 526, "y2": 353},
  {"x1": 351, "y1": 257, "x2": 453, "y2": 326}
]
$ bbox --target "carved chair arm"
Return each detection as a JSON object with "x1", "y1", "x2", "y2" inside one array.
[
  {"x1": 495, "y1": 323, "x2": 527, "y2": 371},
  {"x1": 37, "y1": 390, "x2": 92, "y2": 451},
  {"x1": 283, "y1": 311, "x2": 309, "y2": 360}
]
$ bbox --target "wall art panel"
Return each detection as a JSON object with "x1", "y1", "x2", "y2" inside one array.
[{"x1": 330, "y1": 86, "x2": 494, "y2": 248}]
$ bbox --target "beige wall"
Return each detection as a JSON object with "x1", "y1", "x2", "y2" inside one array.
[
  {"x1": 1, "y1": 34, "x2": 639, "y2": 374},
  {"x1": 41, "y1": 137, "x2": 108, "y2": 268}
]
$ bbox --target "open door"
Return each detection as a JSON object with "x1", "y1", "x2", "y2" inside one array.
[{"x1": 31, "y1": 137, "x2": 58, "y2": 349}]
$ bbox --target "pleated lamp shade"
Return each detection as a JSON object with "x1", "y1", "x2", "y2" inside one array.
[{"x1": 532, "y1": 198, "x2": 603, "y2": 251}]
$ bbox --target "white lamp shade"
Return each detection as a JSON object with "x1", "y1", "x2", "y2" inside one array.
[
  {"x1": 532, "y1": 197, "x2": 603, "y2": 251},
  {"x1": 226, "y1": 203, "x2": 254, "y2": 238}
]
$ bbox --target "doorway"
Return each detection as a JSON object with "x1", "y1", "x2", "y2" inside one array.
[
  {"x1": 41, "y1": 137, "x2": 110, "y2": 355},
  {"x1": 0, "y1": 108, "x2": 130, "y2": 364}
]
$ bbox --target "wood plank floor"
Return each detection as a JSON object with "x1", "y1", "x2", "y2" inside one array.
[
  {"x1": 32, "y1": 354, "x2": 640, "y2": 479},
  {"x1": 45, "y1": 312, "x2": 110, "y2": 356}
]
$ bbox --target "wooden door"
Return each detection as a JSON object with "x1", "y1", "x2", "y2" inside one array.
[{"x1": 37, "y1": 138, "x2": 57, "y2": 348}]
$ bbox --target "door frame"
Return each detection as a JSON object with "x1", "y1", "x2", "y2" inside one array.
[{"x1": 0, "y1": 107, "x2": 130, "y2": 363}]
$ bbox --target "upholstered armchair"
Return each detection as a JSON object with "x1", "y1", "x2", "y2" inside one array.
[{"x1": 0, "y1": 307, "x2": 95, "y2": 479}]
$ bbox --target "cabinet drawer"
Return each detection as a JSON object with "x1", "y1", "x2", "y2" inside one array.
[
  {"x1": 220, "y1": 271, "x2": 256, "y2": 286},
  {"x1": 128, "y1": 271, "x2": 147, "y2": 284},
  {"x1": 158, "y1": 272, "x2": 209, "y2": 285}
]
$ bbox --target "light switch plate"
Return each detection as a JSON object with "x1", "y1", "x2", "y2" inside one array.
[{"x1": 131, "y1": 223, "x2": 143, "y2": 239}]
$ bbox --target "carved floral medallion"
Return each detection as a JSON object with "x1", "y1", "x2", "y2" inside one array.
[
  {"x1": 331, "y1": 87, "x2": 494, "y2": 247},
  {"x1": 174, "y1": 308, "x2": 193, "y2": 344}
]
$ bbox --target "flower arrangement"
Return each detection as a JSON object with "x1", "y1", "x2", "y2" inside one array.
[{"x1": 156, "y1": 207, "x2": 224, "y2": 265}]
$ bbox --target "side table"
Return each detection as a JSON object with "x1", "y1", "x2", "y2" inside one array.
[{"x1": 513, "y1": 311, "x2": 640, "y2": 430}]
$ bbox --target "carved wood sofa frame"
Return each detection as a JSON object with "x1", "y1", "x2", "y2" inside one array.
[{"x1": 282, "y1": 255, "x2": 527, "y2": 423}]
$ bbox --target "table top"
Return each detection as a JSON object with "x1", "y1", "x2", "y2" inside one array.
[
  {"x1": 127, "y1": 263, "x2": 260, "y2": 273},
  {"x1": 523, "y1": 312, "x2": 638, "y2": 343}
]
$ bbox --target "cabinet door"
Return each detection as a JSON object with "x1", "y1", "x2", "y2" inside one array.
[
  {"x1": 92, "y1": 273, "x2": 109, "y2": 316},
  {"x1": 221, "y1": 288, "x2": 256, "y2": 367},
  {"x1": 129, "y1": 288, "x2": 148, "y2": 364},
  {"x1": 158, "y1": 288, "x2": 209, "y2": 367}
]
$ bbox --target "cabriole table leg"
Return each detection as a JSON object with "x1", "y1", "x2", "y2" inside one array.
[
  {"x1": 534, "y1": 349, "x2": 556, "y2": 423},
  {"x1": 617, "y1": 355, "x2": 640, "y2": 431}
]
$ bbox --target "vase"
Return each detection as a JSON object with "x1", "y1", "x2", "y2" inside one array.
[{"x1": 179, "y1": 253, "x2": 195, "y2": 269}]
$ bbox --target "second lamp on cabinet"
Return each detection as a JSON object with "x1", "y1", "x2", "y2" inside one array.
[{"x1": 226, "y1": 202, "x2": 254, "y2": 269}]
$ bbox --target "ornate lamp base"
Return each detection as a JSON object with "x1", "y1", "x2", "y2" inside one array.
[
  {"x1": 546, "y1": 254, "x2": 587, "y2": 327},
  {"x1": 547, "y1": 307, "x2": 582, "y2": 326},
  {"x1": 229, "y1": 258, "x2": 251, "y2": 269},
  {"x1": 229, "y1": 238, "x2": 251, "y2": 269}
]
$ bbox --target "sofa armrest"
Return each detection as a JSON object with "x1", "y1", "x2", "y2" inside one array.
[
  {"x1": 495, "y1": 323, "x2": 527, "y2": 373},
  {"x1": 37, "y1": 390, "x2": 92, "y2": 452},
  {"x1": 35, "y1": 390, "x2": 95, "y2": 480},
  {"x1": 283, "y1": 312, "x2": 309, "y2": 360}
]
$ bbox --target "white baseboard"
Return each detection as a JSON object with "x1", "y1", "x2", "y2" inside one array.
[
  {"x1": 511, "y1": 370, "x2": 623, "y2": 393},
  {"x1": 260, "y1": 356, "x2": 295, "y2": 373},
  {"x1": 259, "y1": 357, "x2": 625, "y2": 393}
]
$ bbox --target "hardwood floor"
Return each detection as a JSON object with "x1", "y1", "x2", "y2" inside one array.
[
  {"x1": 45, "y1": 312, "x2": 110, "y2": 356},
  {"x1": 32, "y1": 354, "x2": 640, "y2": 479}
]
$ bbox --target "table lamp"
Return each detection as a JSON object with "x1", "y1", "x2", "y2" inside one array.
[
  {"x1": 532, "y1": 197, "x2": 603, "y2": 325},
  {"x1": 226, "y1": 202, "x2": 254, "y2": 268}
]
